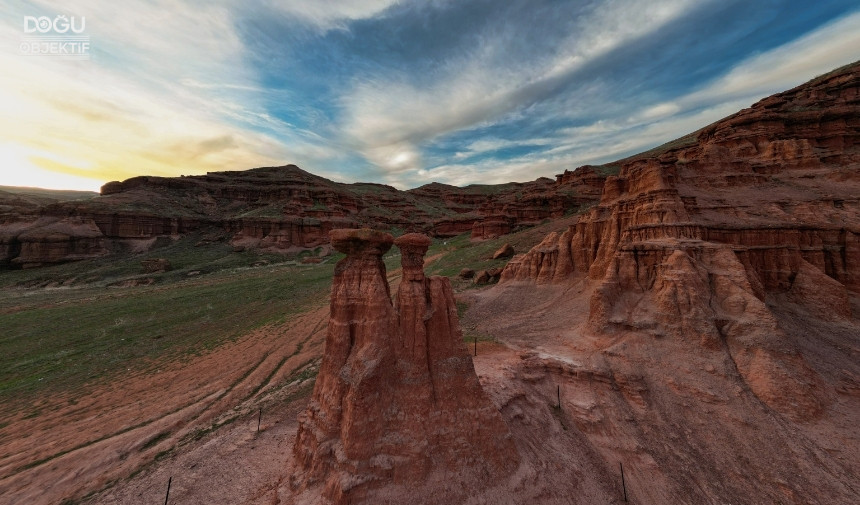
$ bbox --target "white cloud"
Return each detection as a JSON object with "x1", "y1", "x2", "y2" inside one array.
[
  {"x1": 0, "y1": 0, "x2": 350, "y2": 189},
  {"x1": 339, "y1": 0, "x2": 703, "y2": 177},
  {"x1": 678, "y1": 11, "x2": 860, "y2": 110},
  {"x1": 266, "y1": 0, "x2": 400, "y2": 30},
  {"x1": 390, "y1": 8, "x2": 860, "y2": 188}
]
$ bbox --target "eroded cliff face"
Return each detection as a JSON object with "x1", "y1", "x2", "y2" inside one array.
[
  {"x1": 1, "y1": 166, "x2": 605, "y2": 268},
  {"x1": 501, "y1": 61, "x2": 859, "y2": 420},
  {"x1": 504, "y1": 62, "x2": 859, "y2": 290},
  {"x1": 291, "y1": 230, "x2": 518, "y2": 505}
]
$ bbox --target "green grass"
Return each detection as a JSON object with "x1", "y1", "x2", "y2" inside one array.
[
  {"x1": 0, "y1": 215, "x2": 569, "y2": 420},
  {"x1": 592, "y1": 163, "x2": 622, "y2": 176},
  {"x1": 140, "y1": 430, "x2": 171, "y2": 451},
  {"x1": 0, "y1": 259, "x2": 335, "y2": 415},
  {"x1": 426, "y1": 233, "x2": 511, "y2": 278},
  {"x1": 0, "y1": 233, "x2": 296, "y2": 290}
]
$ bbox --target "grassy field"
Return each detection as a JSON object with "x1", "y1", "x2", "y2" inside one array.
[
  {"x1": 0, "y1": 239, "x2": 339, "y2": 417},
  {"x1": 425, "y1": 217, "x2": 575, "y2": 279},
  {"x1": 0, "y1": 222, "x2": 562, "y2": 419}
]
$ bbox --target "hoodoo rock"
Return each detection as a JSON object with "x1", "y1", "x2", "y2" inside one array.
[{"x1": 291, "y1": 230, "x2": 518, "y2": 504}]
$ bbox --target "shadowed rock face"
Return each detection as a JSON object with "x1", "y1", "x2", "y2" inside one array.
[{"x1": 292, "y1": 230, "x2": 518, "y2": 504}]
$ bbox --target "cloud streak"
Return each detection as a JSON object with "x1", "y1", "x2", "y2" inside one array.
[{"x1": 338, "y1": 0, "x2": 704, "y2": 182}]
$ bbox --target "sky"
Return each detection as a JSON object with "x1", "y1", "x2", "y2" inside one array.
[{"x1": 1, "y1": 1, "x2": 858, "y2": 192}]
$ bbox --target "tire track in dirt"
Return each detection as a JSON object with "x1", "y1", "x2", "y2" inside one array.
[{"x1": 0, "y1": 305, "x2": 329, "y2": 505}]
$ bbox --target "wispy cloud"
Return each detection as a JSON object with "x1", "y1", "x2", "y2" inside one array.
[
  {"x1": 383, "y1": 5, "x2": 860, "y2": 187},
  {"x1": 266, "y1": 0, "x2": 400, "y2": 30},
  {"x1": 1, "y1": 0, "x2": 858, "y2": 191},
  {"x1": 338, "y1": 0, "x2": 704, "y2": 183},
  {"x1": 0, "y1": 0, "x2": 352, "y2": 190},
  {"x1": 676, "y1": 10, "x2": 860, "y2": 109}
]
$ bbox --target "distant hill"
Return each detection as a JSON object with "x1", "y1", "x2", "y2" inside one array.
[
  {"x1": 0, "y1": 186, "x2": 98, "y2": 202},
  {"x1": 0, "y1": 163, "x2": 605, "y2": 268}
]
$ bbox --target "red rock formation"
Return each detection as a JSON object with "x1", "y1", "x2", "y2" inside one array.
[
  {"x1": 292, "y1": 230, "x2": 518, "y2": 504},
  {"x1": 501, "y1": 61, "x2": 860, "y2": 421},
  {"x1": 2, "y1": 165, "x2": 607, "y2": 268},
  {"x1": 504, "y1": 62, "x2": 860, "y2": 293},
  {"x1": 431, "y1": 214, "x2": 480, "y2": 238},
  {"x1": 0, "y1": 217, "x2": 108, "y2": 268},
  {"x1": 471, "y1": 215, "x2": 512, "y2": 239},
  {"x1": 458, "y1": 268, "x2": 475, "y2": 279},
  {"x1": 554, "y1": 165, "x2": 608, "y2": 196},
  {"x1": 492, "y1": 243, "x2": 515, "y2": 259}
]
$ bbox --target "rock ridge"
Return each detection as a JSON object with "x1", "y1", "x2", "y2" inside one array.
[{"x1": 1, "y1": 166, "x2": 606, "y2": 268}]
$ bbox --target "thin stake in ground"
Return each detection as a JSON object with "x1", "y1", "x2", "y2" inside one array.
[
  {"x1": 620, "y1": 462, "x2": 628, "y2": 502},
  {"x1": 164, "y1": 476, "x2": 172, "y2": 505},
  {"x1": 257, "y1": 408, "x2": 262, "y2": 433}
]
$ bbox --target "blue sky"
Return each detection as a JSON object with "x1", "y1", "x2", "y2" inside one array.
[{"x1": 1, "y1": 0, "x2": 859, "y2": 190}]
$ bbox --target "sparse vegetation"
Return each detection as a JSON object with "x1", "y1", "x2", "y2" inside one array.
[{"x1": 0, "y1": 243, "x2": 335, "y2": 415}]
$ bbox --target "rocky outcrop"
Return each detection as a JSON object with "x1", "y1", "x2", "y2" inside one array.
[
  {"x1": 471, "y1": 215, "x2": 512, "y2": 239},
  {"x1": 458, "y1": 267, "x2": 475, "y2": 279},
  {"x1": 492, "y1": 243, "x2": 515, "y2": 259},
  {"x1": 291, "y1": 230, "x2": 518, "y2": 504},
  {"x1": 504, "y1": 61, "x2": 860, "y2": 293},
  {"x1": 501, "y1": 61, "x2": 860, "y2": 421},
  {"x1": 0, "y1": 217, "x2": 109, "y2": 268}
]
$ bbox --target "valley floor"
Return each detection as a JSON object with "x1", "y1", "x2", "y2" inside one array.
[{"x1": 2, "y1": 250, "x2": 857, "y2": 504}]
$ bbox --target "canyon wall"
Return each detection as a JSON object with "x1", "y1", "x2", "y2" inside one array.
[
  {"x1": 500, "y1": 61, "x2": 859, "y2": 421},
  {"x1": 504, "y1": 62, "x2": 860, "y2": 292},
  {"x1": 0, "y1": 166, "x2": 605, "y2": 268}
]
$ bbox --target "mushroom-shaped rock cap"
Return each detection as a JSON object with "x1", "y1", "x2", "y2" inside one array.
[
  {"x1": 394, "y1": 232, "x2": 431, "y2": 249},
  {"x1": 329, "y1": 228, "x2": 394, "y2": 256},
  {"x1": 395, "y1": 233, "x2": 431, "y2": 276}
]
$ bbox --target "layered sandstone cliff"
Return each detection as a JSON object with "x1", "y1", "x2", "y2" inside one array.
[
  {"x1": 0, "y1": 166, "x2": 604, "y2": 268},
  {"x1": 291, "y1": 230, "x2": 518, "y2": 504},
  {"x1": 501, "y1": 61, "x2": 859, "y2": 420},
  {"x1": 504, "y1": 61, "x2": 859, "y2": 291}
]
